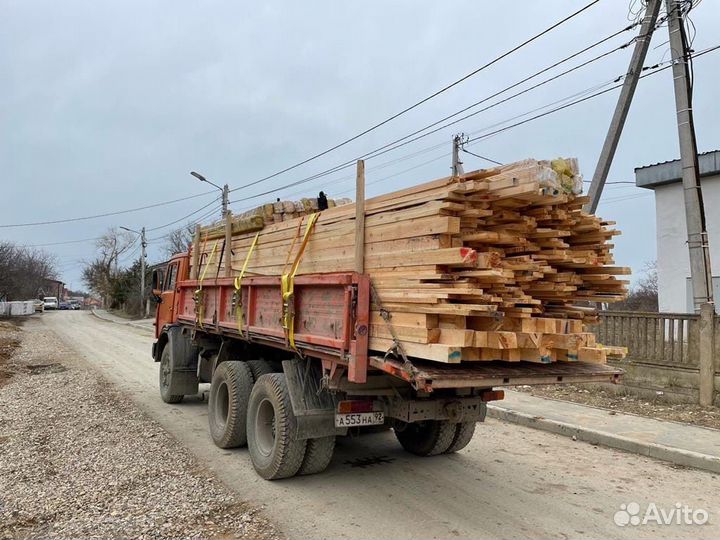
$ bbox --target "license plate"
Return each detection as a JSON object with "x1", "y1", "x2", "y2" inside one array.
[{"x1": 335, "y1": 411, "x2": 384, "y2": 428}]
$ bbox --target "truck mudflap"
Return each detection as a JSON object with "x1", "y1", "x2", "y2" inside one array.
[{"x1": 370, "y1": 356, "x2": 623, "y2": 393}]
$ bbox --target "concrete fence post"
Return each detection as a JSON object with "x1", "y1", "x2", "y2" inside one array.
[{"x1": 698, "y1": 303, "x2": 716, "y2": 406}]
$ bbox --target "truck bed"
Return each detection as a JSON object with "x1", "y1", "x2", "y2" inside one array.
[{"x1": 370, "y1": 355, "x2": 622, "y2": 392}]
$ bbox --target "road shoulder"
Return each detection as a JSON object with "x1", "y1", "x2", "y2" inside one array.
[{"x1": 0, "y1": 316, "x2": 280, "y2": 539}]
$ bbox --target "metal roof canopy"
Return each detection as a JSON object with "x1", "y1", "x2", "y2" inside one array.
[{"x1": 635, "y1": 150, "x2": 720, "y2": 189}]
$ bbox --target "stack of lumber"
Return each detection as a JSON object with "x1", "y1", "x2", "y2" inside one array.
[
  {"x1": 193, "y1": 157, "x2": 628, "y2": 365},
  {"x1": 201, "y1": 197, "x2": 352, "y2": 240}
]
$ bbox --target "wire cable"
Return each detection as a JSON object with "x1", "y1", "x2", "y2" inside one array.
[
  {"x1": 146, "y1": 196, "x2": 222, "y2": 232},
  {"x1": 229, "y1": 22, "x2": 645, "y2": 199},
  {"x1": 461, "y1": 148, "x2": 504, "y2": 166},
  {"x1": 229, "y1": 43, "x2": 718, "y2": 210},
  {"x1": 0, "y1": 190, "x2": 216, "y2": 228},
  {"x1": 466, "y1": 44, "x2": 719, "y2": 145},
  {"x1": 236, "y1": 45, "x2": 720, "y2": 208},
  {"x1": 146, "y1": 203, "x2": 224, "y2": 242},
  {"x1": 227, "y1": 0, "x2": 601, "y2": 193}
]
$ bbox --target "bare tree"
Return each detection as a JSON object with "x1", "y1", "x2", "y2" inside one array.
[
  {"x1": 162, "y1": 223, "x2": 195, "y2": 257},
  {"x1": 81, "y1": 228, "x2": 135, "y2": 305},
  {"x1": 608, "y1": 261, "x2": 658, "y2": 312},
  {"x1": 97, "y1": 228, "x2": 136, "y2": 273},
  {"x1": 0, "y1": 241, "x2": 59, "y2": 300}
]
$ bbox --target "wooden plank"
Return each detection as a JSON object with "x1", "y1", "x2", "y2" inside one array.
[
  {"x1": 369, "y1": 338, "x2": 463, "y2": 363},
  {"x1": 355, "y1": 160, "x2": 365, "y2": 273}
]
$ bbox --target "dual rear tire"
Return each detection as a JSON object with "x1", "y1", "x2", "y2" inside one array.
[
  {"x1": 203, "y1": 360, "x2": 476, "y2": 477},
  {"x1": 394, "y1": 420, "x2": 476, "y2": 455},
  {"x1": 207, "y1": 361, "x2": 335, "y2": 480}
]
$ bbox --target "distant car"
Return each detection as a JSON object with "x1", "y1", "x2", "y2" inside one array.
[
  {"x1": 59, "y1": 302, "x2": 71, "y2": 310},
  {"x1": 43, "y1": 297, "x2": 59, "y2": 310},
  {"x1": 33, "y1": 299, "x2": 45, "y2": 312},
  {"x1": 68, "y1": 300, "x2": 82, "y2": 310}
]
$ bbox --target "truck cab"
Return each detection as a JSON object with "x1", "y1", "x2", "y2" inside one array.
[{"x1": 151, "y1": 253, "x2": 189, "y2": 339}]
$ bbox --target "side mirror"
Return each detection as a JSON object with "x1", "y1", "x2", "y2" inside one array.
[
  {"x1": 151, "y1": 269, "x2": 164, "y2": 303},
  {"x1": 151, "y1": 269, "x2": 164, "y2": 290}
]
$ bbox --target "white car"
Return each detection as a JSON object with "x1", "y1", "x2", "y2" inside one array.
[{"x1": 43, "y1": 297, "x2": 59, "y2": 310}]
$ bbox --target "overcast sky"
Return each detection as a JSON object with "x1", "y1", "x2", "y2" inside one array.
[{"x1": 2, "y1": 0, "x2": 719, "y2": 291}]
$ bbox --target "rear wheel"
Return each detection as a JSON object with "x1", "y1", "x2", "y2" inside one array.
[
  {"x1": 298, "y1": 436, "x2": 335, "y2": 475},
  {"x1": 444, "y1": 421, "x2": 476, "y2": 453},
  {"x1": 159, "y1": 346, "x2": 183, "y2": 404},
  {"x1": 393, "y1": 420, "x2": 456, "y2": 456},
  {"x1": 208, "y1": 361, "x2": 253, "y2": 449},
  {"x1": 247, "y1": 359, "x2": 275, "y2": 382},
  {"x1": 247, "y1": 374, "x2": 307, "y2": 480}
]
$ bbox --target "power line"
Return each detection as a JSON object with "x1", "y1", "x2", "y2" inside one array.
[
  {"x1": 227, "y1": 0, "x2": 601, "y2": 194},
  {"x1": 583, "y1": 179, "x2": 636, "y2": 184},
  {"x1": 146, "y1": 203, "x2": 224, "y2": 242},
  {"x1": 265, "y1": 42, "x2": 717, "y2": 207},
  {"x1": 333, "y1": 151, "x2": 453, "y2": 198},
  {"x1": 337, "y1": 22, "x2": 643, "y2": 171},
  {"x1": 20, "y1": 198, "x2": 222, "y2": 250},
  {"x1": 0, "y1": 190, "x2": 216, "y2": 228},
  {"x1": 599, "y1": 192, "x2": 653, "y2": 205},
  {"x1": 229, "y1": 43, "x2": 717, "y2": 211},
  {"x1": 146, "y1": 196, "x2": 221, "y2": 232},
  {"x1": 230, "y1": 82, "x2": 616, "y2": 204},
  {"x1": 230, "y1": 140, "x2": 449, "y2": 205},
  {"x1": 461, "y1": 148, "x2": 503, "y2": 166},
  {"x1": 24, "y1": 236, "x2": 104, "y2": 248},
  {"x1": 466, "y1": 44, "x2": 719, "y2": 145},
  {"x1": 229, "y1": 22, "x2": 644, "y2": 200}
]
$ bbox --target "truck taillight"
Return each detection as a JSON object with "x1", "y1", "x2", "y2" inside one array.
[
  {"x1": 480, "y1": 390, "x2": 505, "y2": 402},
  {"x1": 337, "y1": 400, "x2": 374, "y2": 413}
]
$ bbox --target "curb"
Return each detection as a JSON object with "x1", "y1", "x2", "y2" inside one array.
[
  {"x1": 90, "y1": 309, "x2": 154, "y2": 334},
  {"x1": 487, "y1": 405, "x2": 720, "y2": 474}
]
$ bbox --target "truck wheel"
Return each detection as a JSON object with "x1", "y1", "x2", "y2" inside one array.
[
  {"x1": 247, "y1": 374, "x2": 307, "y2": 480},
  {"x1": 208, "y1": 361, "x2": 253, "y2": 449},
  {"x1": 298, "y1": 436, "x2": 335, "y2": 476},
  {"x1": 393, "y1": 420, "x2": 456, "y2": 456},
  {"x1": 247, "y1": 359, "x2": 275, "y2": 382},
  {"x1": 159, "y1": 346, "x2": 183, "y2": 404},
  {"x1": 444, "y1": 421, "x2": 477, "y2": 453}
]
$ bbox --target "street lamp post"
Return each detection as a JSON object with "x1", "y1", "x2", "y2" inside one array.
[{"x1": 191, "y1": 171, "x2": 229, "y2": 218}]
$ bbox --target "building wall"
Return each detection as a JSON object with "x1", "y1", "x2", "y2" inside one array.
[{"x1": 654, "y1": 174, "x2": 720, "y2": 312}]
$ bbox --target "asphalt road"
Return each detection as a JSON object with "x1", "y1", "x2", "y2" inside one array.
[{"x1": 43, "y1": 311, "x2": 720, "y2": 539}]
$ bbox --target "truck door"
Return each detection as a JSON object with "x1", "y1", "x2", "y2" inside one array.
[{"x1": 156, "y1": 261, "x2": 179, "y2": 332}]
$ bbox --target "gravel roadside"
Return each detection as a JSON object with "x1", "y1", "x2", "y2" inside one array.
[{"x1": 0, "y1": 316, "x2": 280, "y2": 540}]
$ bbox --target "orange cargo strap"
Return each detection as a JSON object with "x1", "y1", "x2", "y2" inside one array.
[
  {"x1": 234, "y1": 232, "x2": 259, "y2": 335},
  {"x1": 194, "y1": 239, "x2": 218, "y2": 329},
  {"x1": 281, "y1": 213, "x2": 319, "y2": 351}
]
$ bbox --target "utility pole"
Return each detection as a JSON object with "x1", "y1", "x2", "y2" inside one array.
[
  {"x1": 140, "y1": 226, "x2": 147, "y2": 317},
  {"x1": 665, "y1": 0, "x2": 713, "y2": 310},
  {"x1": 120, "y1": 225, "x2": 148, "y2": 317},
  {"x1": 222, "y1": 184, "x2": 229, "y2": 217},
  {"x1": 585, "y1": 0, "x2": 661, "y2": 213},
  {"x1": 452, "y1": 134, "x2": 465, "y2": 177}
]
